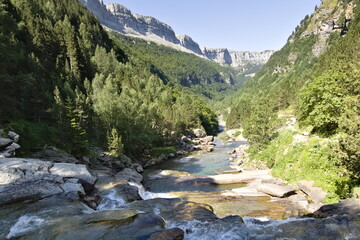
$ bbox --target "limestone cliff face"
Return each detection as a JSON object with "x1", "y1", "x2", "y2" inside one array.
[
  {"x1": 105, "y1": 3, "x2": 180, "y2": 44},
  {"x1": 79, "y1": 0, "x2": 274, "y2": 71},
  {"x1": 203, "y1": 48, "x2": 275, "y2": 70},
  {"x1": 176, "y1": 35, "x2": 203, "y2": 55}
]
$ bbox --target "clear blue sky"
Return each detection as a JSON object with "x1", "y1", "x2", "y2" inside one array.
[{"x1": 103, "y1": 0, "x2": 321, "y2": 51}]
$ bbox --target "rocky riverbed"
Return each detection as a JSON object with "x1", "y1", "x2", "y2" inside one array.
[{"x1": 1, "y1": 130, "x2": 360, "y2": 239}]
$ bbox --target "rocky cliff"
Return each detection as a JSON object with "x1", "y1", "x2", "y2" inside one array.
[{"x1": 79, "y1": 0, "x2": 274, "y2": 71}]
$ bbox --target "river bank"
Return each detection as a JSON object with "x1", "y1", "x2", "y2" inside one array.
[{"x1": 1, "y1": 129, "x2": 360, "y2": 239}]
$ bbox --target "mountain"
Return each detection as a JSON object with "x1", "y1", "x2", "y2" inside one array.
[
  {"x1": 0, "y1": 0, "x2": 221, "y2": 157},
  {"x1": 79, "y1": 0, "x2": 274, "y2": 72},
  {"x1": 226, "y1": 0, "x2": 359, "y2": 202}
]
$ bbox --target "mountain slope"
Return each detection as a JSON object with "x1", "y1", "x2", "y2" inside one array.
[
  {"x1": 0, "y1": 0, "x2": 219, "y2": 157},
  {"x1": 79, "y1": 0, "x2": 274, "y2": 73},
  {"x1": 226, "y1": 0, "x2": 359, "y2": 202}
]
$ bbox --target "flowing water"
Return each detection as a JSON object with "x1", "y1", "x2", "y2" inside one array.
[
  {"x1": 143, "y1": 138, "x2": 300, "y2": 219},
  {"x1": 2, "y1": 138, "x2": 360, "y2": 239}
]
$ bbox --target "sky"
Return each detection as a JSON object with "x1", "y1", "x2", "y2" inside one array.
[{"x1": 103, "y1": 0, "x2": 321, "y2": 51}]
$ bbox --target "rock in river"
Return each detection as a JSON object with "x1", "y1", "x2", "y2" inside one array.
[{"x1": 257, "y1": 183, "x2": 296, "y2": 198}]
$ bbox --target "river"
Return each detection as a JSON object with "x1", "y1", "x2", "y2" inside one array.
[{"x1": 1, "y1": 138, "x2": 360, "y2": 239}]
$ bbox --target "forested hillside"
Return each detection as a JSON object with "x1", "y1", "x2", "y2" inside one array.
[
  {"x1": 226, "y1": 0, "x2": 359, "y2": 202},
  {"x1": 110, "y1": 33, "x2": 241, "y2": 101},
  {"x1": 0, "y1": 0, "x2": 218, "y2": 157}
]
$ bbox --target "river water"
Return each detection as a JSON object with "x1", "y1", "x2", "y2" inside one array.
[
  {"x1": 2, "y1": 138, "x2": 360, "y2": 239},
  {"x1": 143, "y1": 138, "x2": 303, "y2": 219}
]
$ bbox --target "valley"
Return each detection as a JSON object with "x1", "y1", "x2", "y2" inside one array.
[{"x1": 0, "y1": 0, "x2": 359, "y2": 239}]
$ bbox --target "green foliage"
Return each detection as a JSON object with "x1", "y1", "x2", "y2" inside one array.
[
  {"x1": 111, "y1": 33, "x2": 240, "y2": 101},
  {"x1": 0, "y1": 0, "x2": 220, "y2": 158},
  {"x1": 299, "y1": 73, "x2": 346, "y2": 134},
  {"x1": 255, "y1": 129, "x2": 351, "y2": 203},
  {"x1": 227, "y1": 0, "x2": 360, "y2": 200},
  {"x1": 150, "y1": 146, "x2": 177, "y2": 157},
  {"x1": 107, "y1": 128, "x2": 124, "y2": 157}
]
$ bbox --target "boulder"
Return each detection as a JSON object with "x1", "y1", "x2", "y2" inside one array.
[
  {"x1": 180, "y1": 135, "x2": 190, "y2": 143},
  {"x1": 115, "y1": 168, "x2": 143, "y2": 184},
  {"x1": 60, "y1": 182, "x2": 85, "y2": 195},
  {"x1": 0, "y1": 158, "x2": 54, "y2": 185},
  {"x1": 193, "y1": 129, "x2": 206, "y2": 138},
  {"x1": 200, "y1": 135, "x2": 214, "y2": 143},
  {"x1": 8, "y1": 131, "x2": 19, "y2": 143},
  {"x1": 114, "y1": 182, "x2": 142, "y2": 202},
  {"x1": 0, "y1": 138, "x2": 13, "y2": 151},
  {"x1": 0, "y1": 158, "x2": 99, "y2": 206},
  {"x1": 298, "y1": 180, "x2": 326, "y2": 203},
  {"x1": 0, "y1": 181, "x2": 64, "y2": 205},
  {"x1": 204, "y1": 145, "x2": 215, "y2": 152},
  {"x1": 50, "y1": 163, "x2": 97, "y2": 185},
  {"x1": 148, "y1": 227, "x2": 184, "y2": 240},
  {"x1": 131, "y1": 163, "x2": 144, "y2": 173},
  {"x1": 257, "y1": 184, "x2": 296, "y2": 198},
  {"x1": 312, "y1": 198, "x2": 360, "y2": 218}
]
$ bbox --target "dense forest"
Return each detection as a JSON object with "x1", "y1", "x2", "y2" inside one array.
[
  {"x1": 0, "y1": 0, "x2": 219, "y2": 158},
  {"x1": 226, "y1": 0, "x2": 359, "y2": 202}
]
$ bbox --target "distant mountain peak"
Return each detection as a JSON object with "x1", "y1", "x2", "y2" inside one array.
[{"x1": 79, "y1": 0, "x2": 274, "y2": 72}]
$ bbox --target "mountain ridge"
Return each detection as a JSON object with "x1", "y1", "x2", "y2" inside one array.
[{"x1": 79, "y1": 0, "x2": 274, "y2": 72}]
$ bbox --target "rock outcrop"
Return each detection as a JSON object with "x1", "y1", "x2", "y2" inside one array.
[
  {"x1": 0, "y1": 130, "x2": 20, "y2": 158},
  {"x1": 79, "y1": 0, "x2": 274, "y2": 72},
  {"x1": 0, "y1": 158, "x2": 97, "y2": 205}
]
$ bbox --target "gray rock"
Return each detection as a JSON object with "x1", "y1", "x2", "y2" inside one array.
[
  {"x1": 200, "y1": 135, "x2": 214, "y2": 143},
  {"x1": 180, "y1": 135, "x2": 190, "y2": 143},
  {"x1": 0, "y1": 158, "x2": 53, "y2": 185},
  {"x1": 0, "y1": 181, "x2": 64, "y2": 205},
  {"x1": 8, "y1": 131, "x2": 19, "y2": 143},
  {"x1": 50, "y1": 163, "x2": 97, "y2": 185},
  {"x1": 204, "y1": 145, "x2": 215, "y2": 152},
  {"x1": 60, "y1": 183, "x2": 85, "y2": 195},
  {"x1": 193, "y1": 129, "x2": 206, "y2": 138},
  {"x1": 257, "y1": 184, "x2": 296, "y2": 198},
  {"x1": 131, "y1": 163, "x2": 144, "y2": 173},
  {"x1": 113, "y1": 182, "x2": 142, "y2": 202},
  {"x1": 0, "y1": 158, "x2": 98, "y2": 205},
  {"x1": 148, "y1": 227, "x2": 184, "y2": 240},
  {"x1": 115, "y1": 168, "x2": 143, "y2": 184},
  {"x1": 298, "y1": 180, "x2": 326, "y2": 203},
  {"x1": 312, "y1": 198, "x2": 360, "y2": 218},
  {"x1": 177, "y1": 34, "x2": 202, "y2": 54},
  {"x1": 0, "y1": 138, "x2": 13, "y2": 151}
]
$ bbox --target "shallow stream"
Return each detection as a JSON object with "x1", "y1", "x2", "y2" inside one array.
[
  {"x1": 143, "y1": 138, "x2": 302, "y2": 219},
  {"x1": 2, "y1": 138, "x2": 360, "y2": 239}
]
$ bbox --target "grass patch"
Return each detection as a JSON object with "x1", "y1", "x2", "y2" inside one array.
[
  {"x1": 217, "y1": 132, "x2": 230, "y2": 140},
  {"x1": 233, "y1": 131, "x2": 242, "y2": 138},
  {"x1": 254, "y1": 129, "x2": 351, "y2": 203},
  {"x1": 6, "y1": 120, "x2": 59, "y2": 156},
  {"x1": 150, "y1": 146, "x2": 177, "y2": 157}
]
